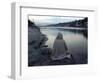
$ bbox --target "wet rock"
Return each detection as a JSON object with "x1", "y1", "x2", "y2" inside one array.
[
  {"x1": 49, "y1": 54, "x2": 75, "y2": 65},
  {"x1": 28, "y1": 20, "x2": 52, "y2": 66}
]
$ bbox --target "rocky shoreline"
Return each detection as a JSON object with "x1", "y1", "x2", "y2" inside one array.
[{"x1": 28, "y1": 20, "x2": 76, "y2": 66}]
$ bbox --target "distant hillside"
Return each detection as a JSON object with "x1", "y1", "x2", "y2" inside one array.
[{"x1": 46, "y1": 18, "x2": 88, "y2": 28}]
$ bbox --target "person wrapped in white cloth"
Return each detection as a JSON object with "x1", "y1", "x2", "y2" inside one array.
[{"x1": 51, "y1": 32, "x2": 71, "y2": 60}]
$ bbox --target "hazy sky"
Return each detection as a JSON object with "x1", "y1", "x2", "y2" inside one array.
[{"x1": 28, "y1": 15, "x2": 85, "y2": 26}]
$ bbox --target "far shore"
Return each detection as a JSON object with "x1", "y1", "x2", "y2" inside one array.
[{"x1": 39, "y1": 26, "x2": 87, "y2": 30}]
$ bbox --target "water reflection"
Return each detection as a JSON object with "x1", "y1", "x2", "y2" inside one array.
[{"x1": 40, "y1": 27, "x2": 88, "y2": 64}]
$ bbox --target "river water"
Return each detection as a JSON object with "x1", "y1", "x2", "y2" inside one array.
[{"x1": 40, "y1": 27, "x2": 88, "y2": 64}]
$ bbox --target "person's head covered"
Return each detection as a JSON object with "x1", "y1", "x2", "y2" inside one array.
[{"x1": 56, "y1": 32, "x2": 63, "y2": 39}]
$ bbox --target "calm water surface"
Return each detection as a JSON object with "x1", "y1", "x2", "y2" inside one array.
[{"x1": 40, "y1": 26, "x2": 88, "y2": 64}]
